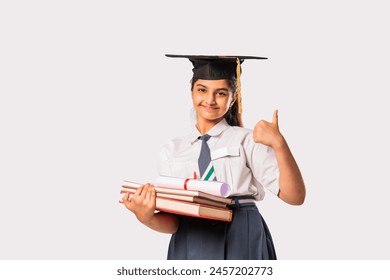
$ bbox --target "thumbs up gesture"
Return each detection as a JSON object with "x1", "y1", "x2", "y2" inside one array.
[{"x1": 253, "y1": 110, "x2": 284, "y2": 148}]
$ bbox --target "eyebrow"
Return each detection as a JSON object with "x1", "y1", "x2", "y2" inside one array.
[{"x1": 195, "y1": 83, "x2": 229, "y2": 91}]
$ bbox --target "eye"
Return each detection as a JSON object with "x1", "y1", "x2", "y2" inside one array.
[
  {"x1": 197, "y1": 88, "x2": 206, "y2": 93},
  {"x1": 217, "y1": 91, "x2": 228, "y2": 96}
]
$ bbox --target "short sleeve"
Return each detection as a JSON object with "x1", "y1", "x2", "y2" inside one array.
[{"x1": 243, "y1": 135, "x2": 280, "y2": 196}]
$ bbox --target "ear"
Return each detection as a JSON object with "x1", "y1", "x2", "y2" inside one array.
[{"x1": 230, "y1": 95, "x2": 237, "y2": 107}]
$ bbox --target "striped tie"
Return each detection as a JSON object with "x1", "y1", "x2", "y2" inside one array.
[{"x1": 198, "y1": 134, "x2": 216, "y2": 181}]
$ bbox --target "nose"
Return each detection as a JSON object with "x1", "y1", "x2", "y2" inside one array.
[{"x1": 204, "y1": 92, "x2": 216, "y2": 105}]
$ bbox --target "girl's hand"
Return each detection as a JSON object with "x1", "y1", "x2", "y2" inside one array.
[
  {"x1": 253, "y1": 110, "x2": 284, "y2": 148},
  {"x1": 121, "y1": 183, "x2": 156, "y2": 225}
]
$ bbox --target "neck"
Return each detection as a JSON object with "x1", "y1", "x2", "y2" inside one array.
[{"x1": 196, "y1": 117, "x2": 223, "y2": 135}]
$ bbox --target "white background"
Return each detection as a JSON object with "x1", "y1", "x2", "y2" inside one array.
[{"x1": 1, "y1": 0, "x2": 389, "y2": 260}]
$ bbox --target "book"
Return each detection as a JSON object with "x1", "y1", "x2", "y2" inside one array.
[
  {"x1": 120, "y1": 179, "x2": 234, "y2": 222},
  {"x1": 122, "y1": 180, "x2": 232, "y2": 205},
  {"x1": 122, "y1": 191, "x2": 232, "y2": 222},
  {"x1": 120, "y1": 188, "x2": 228, "y2": 208}
]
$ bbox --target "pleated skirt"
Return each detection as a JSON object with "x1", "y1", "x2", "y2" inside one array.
[{"x1": 167, "y1": 204, "x2": 277, "y2": 260}]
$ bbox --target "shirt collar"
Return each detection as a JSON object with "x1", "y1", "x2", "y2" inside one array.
[{"x1": 189, "y1": 118, "x2": 230, "y2": 144}]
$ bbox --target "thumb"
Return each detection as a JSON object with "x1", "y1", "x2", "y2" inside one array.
[{"x1": 272, "y1": 109, "x2": 279, "y2": 126}]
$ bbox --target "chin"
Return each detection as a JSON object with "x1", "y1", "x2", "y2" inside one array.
[{"x1": 201, "y1": 115, "x2": 224, "y2": 122}]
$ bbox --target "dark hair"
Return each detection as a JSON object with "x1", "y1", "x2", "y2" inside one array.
[{"x1": 191, "y1": 78, "x2": 242, "y2": 127}]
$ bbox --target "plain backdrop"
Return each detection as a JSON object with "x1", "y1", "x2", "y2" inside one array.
[{"x1": 1, "y1": 0, "x2": 389, "y2": 260}]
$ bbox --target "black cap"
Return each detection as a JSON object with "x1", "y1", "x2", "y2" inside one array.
[
  {"x1": 165, "y1": 54, "x2": 267, "y2": 114},
  {"x1": 165, "y1": 54, "x2": 267, "y2": 80}
]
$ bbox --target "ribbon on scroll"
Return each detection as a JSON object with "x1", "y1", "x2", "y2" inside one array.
[{"x1": 154, "y1": 175, "x2": 231, "y2": 197}]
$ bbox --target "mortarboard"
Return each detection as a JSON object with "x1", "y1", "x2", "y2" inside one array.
[{"x1": 165, "y1": 54, "x2": 267, "y2": 114}]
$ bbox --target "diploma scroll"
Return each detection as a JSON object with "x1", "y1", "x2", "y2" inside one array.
[{"x1": 154, "y1": 175, "x2": 231, "y2": 197}]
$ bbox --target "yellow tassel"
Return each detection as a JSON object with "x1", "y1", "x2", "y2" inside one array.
[{"x1": 236, "y1": 58, "x2": 242, "y2": 114}]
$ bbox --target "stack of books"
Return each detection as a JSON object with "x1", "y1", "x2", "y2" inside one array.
[{"x1": 120, "y1": 180, "x2": 233, "y2": 222}]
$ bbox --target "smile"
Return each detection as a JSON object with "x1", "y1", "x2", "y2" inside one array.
[{"x1": 202, "y1": 105, "x2": 219, "y2": 111}]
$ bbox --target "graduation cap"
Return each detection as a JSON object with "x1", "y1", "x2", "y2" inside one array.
[{"x1": 165, "y1": 54, "x2": 267, "y2": 114}]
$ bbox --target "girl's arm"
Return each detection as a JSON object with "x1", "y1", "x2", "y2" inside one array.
[
  {"x1": 253, "y1": 110, "x2": 306, "y2": 205},
  {"x1": 121, "y1": 184, "x2": 179, "y2": 233}
]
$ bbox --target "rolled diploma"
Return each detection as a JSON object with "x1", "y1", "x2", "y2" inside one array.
[{"x1": 154, "y1": 175, "x2": 231, "y2": 197}]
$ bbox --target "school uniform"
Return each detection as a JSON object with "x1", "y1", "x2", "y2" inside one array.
[{"x1": 158, "y1": 118, "x2": 279, "y2": 260}]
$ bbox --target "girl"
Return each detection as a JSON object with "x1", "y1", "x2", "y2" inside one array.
[{"x1": 121, "y1": 54, "x2": 306, "y2": 260}]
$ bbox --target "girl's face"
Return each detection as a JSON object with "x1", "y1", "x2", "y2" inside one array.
[{"x1": 192, "y1": 79, "x2": 236, "y2": 125}]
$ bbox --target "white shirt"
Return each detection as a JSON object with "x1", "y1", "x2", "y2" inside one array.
[{"x1": 158, "y1": 119, "x2": 280, "y2": 201}]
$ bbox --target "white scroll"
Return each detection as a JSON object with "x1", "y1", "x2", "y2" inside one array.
[{"x1": 154, "y1": 175, "x2": 231, "y2": 197}]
